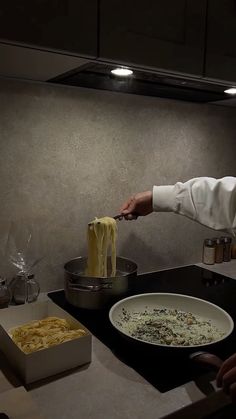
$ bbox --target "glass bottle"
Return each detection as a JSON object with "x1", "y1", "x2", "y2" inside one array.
[
  {"x1": 0, "y1": 277, "x2": 11, "y2": 308},
  {"x1": 231, "y1": 241, "x2": 236, "y2": 259},
  {"x1": 10, "y1": 273, "x2": 40, "y2": 305},
  {"x1": 221, "y1": 236, "x2": 232, "y2": 262},
  {"x1": 202, "y1": 239, "x2": 215, "y2": 265},
  {"x1": 213, "y1": 237, "x2": 224, "y2": 263}
]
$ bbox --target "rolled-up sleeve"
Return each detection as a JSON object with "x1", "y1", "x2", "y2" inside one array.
[{"x1": 153, "y1": 177, "x2": 236, "y2": 235}]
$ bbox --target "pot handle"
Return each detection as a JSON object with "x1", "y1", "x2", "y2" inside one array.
[
  {"x1": 190, "y1": 351, "x2": 223, "y2": 371},
  {"x1": 68, "y1": 282, "x2": 112, "y2": 292}
]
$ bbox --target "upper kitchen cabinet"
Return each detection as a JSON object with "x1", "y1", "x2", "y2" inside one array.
[
  {"x1": 99, "y1": 0, "x2": 207, "y2": 76},
  {"x1": 0, "y1": 1, "x2": 97, "y2": 58},
  {"x1": 205, "y1": 0, "x2": 236, "y2": 83}
]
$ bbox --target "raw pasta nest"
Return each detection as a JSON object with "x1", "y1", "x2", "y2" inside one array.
[{"x1": 9, "y1": 316, "x2": 87, "y2": 354}]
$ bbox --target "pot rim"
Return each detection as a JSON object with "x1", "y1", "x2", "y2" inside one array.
[{"x1": 64, "y1": 255, "x2": 138, "y2": 278}]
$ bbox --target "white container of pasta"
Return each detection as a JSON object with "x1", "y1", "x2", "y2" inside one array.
[{"x1": 0, "y1": 299, "x2": 92, "y2": 384}]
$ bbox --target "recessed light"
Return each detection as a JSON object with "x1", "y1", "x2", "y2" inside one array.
[
  {"x1": 224, "y1": 88, "x2": 236, "y2": 94},
  {"x1": 111, "y1": 68, "x2": 133, "y2": 77}
]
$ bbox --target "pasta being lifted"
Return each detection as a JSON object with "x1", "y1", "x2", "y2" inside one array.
[{"x1": 86, "y1": 216, "x2": 117, "y2": 277}]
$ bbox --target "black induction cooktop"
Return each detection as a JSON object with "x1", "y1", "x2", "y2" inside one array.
[{"x1": 48, "y1": 265, "x2": 236, "y2": 393}]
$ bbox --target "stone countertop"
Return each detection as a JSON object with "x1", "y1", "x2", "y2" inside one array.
[
  {"x1": 197, "y1": 259, "x2": 236, "y2": 280},
  {"x1": 29, "y1": 337, "x2": 199, "y2": 419},
  {"x1": 1, "y1": 261, "x2": 236, "y2": 419},
  {"x1": 0, "y1": 330, "x2": 196, "y2": 419}
]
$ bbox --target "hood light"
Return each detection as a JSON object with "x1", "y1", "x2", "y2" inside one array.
[
  {"x1": 224, "y1": 88, "x2": 236, "y2": 94},
  {"x1": 111, "y1": 68, "x2": 133, "y2": 77}
]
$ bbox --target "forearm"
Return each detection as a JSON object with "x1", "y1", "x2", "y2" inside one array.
[{"x1": 153, "y1": 177, "x2": 236, "y2": 235}]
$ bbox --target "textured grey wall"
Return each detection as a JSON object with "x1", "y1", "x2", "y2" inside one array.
[{"x1": 0, "y1": 78, "x2": 236, "y2": 292}]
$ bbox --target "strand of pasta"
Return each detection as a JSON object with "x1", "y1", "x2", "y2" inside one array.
[{"x1": 86, "y1": 217, "x2": 117, "y2": 277}]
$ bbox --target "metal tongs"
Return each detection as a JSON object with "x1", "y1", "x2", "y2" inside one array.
[
  {"x1": 113, "y1": 213, "x2": 138, "y2": 220},
  {"x1": 113, "y1": 214, "x2": 124, "y2": 221},
  {"x1": 88, "y1": 213, "x2": 138, "y2": 227},
  {"x1": 88, "y1": 215, "x2": 123, "y2": 227}
]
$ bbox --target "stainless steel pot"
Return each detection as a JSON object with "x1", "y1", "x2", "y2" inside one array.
[{"x1": 64, "y1": 256, "x2": 137, "y2": 309}]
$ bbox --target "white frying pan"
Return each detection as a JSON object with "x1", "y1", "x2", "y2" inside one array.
[{"x1": 109, "y1": 293, "x2": 234, "y2": 349}]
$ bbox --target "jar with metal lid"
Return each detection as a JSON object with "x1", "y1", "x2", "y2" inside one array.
[
  {"x1": 221, "y1": 236, "x2": 232, "y2": 262},
  {"x1": 213, "y1": 237, "x2": 224, "y2": 263},
  {"x1": 202, "y1": 239, "x2": 215, "y2": 265}
]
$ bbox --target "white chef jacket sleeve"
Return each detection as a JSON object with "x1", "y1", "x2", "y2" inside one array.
[{"x1": 153, "y1": 177, "x2": 236, "y2": 235}]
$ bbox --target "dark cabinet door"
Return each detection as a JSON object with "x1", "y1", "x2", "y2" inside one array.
[
  {"x1": 0, "y1": 1, "x2": 97, "y2": 58},
  {"x1": 99, "y1": 0, "x2": 207, "y2": 76},
  {"x1": 205, "y1": 0, "x2": 236, "y2": 83}
]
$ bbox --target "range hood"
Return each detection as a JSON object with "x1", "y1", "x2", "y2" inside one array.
[
  {"x1": 0, "y1": 41, "x2": 234, "y2": 105},
  {"x1": 0, "y1": 41, "x2": 90, "y2": 82},
  {"x1": 49, "y1": 62, "x2": 233, "y2": 105}
]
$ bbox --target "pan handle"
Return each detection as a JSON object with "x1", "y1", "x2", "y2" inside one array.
[{"x1": 190, "y1": 351, "x2": 223, "y2": 371}]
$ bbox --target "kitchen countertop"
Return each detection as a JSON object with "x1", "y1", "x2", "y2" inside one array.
[
  {"x1": 197, "y1": 259, "x2": 236, "y2": 280},
  {"x1": 1, "y1": 261, "x2": 236, "y2": 419}
]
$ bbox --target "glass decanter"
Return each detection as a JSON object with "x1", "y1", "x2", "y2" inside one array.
[
  {"x1": 0, "y1": 276, "x2": 11, "y2": 308},
  {"x1": 5, "y1": 221, "x2": 43, "y2": 304},
  {"x1": 10, "y1": 273, "x2": 40, "y2": 305}
]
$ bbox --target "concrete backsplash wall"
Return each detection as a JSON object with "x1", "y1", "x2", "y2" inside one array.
[{"x1": 0, "y1": 78, "x2": 236, "y2": 291}]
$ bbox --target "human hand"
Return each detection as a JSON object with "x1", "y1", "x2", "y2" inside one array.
[
  {"x1": 216, "y1": 353, "x2": 236, "y2": 403},
  {"x1": 119, "y1": 191, "x2": 153, "y2": 220}
]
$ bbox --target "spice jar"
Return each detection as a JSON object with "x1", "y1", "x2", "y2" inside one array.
[
  {"x1": 202, "y1": 239, "x2": 215, "y2": 265},
  {"x1": 213, "y1": 237, "x2": 224, "y2": 263},
  {"x1": 221, "y1": 236, "x2": 232, "y2": 262},
  {"x1": 231, "y1": 242, "x2": 236, "y2": 259}
]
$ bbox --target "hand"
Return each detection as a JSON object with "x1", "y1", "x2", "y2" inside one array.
[
  {"x1": 119, "y1": 191, "x2": 153, "y2": 220},
  {"x1": 216, "y1": 353, "x2": 236, "y2": 403}
]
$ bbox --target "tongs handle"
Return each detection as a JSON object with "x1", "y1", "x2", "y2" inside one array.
[
  {"x1": 113, "y1": 213, "x2": 138, "y2": 220},
  {"x1": 113, "y1": 214, "x2": 124, "y2": 220}
]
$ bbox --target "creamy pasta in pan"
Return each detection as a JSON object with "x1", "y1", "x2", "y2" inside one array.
[{"x1": 118, "y1": 308, "x2": 225, "y2": 346}]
